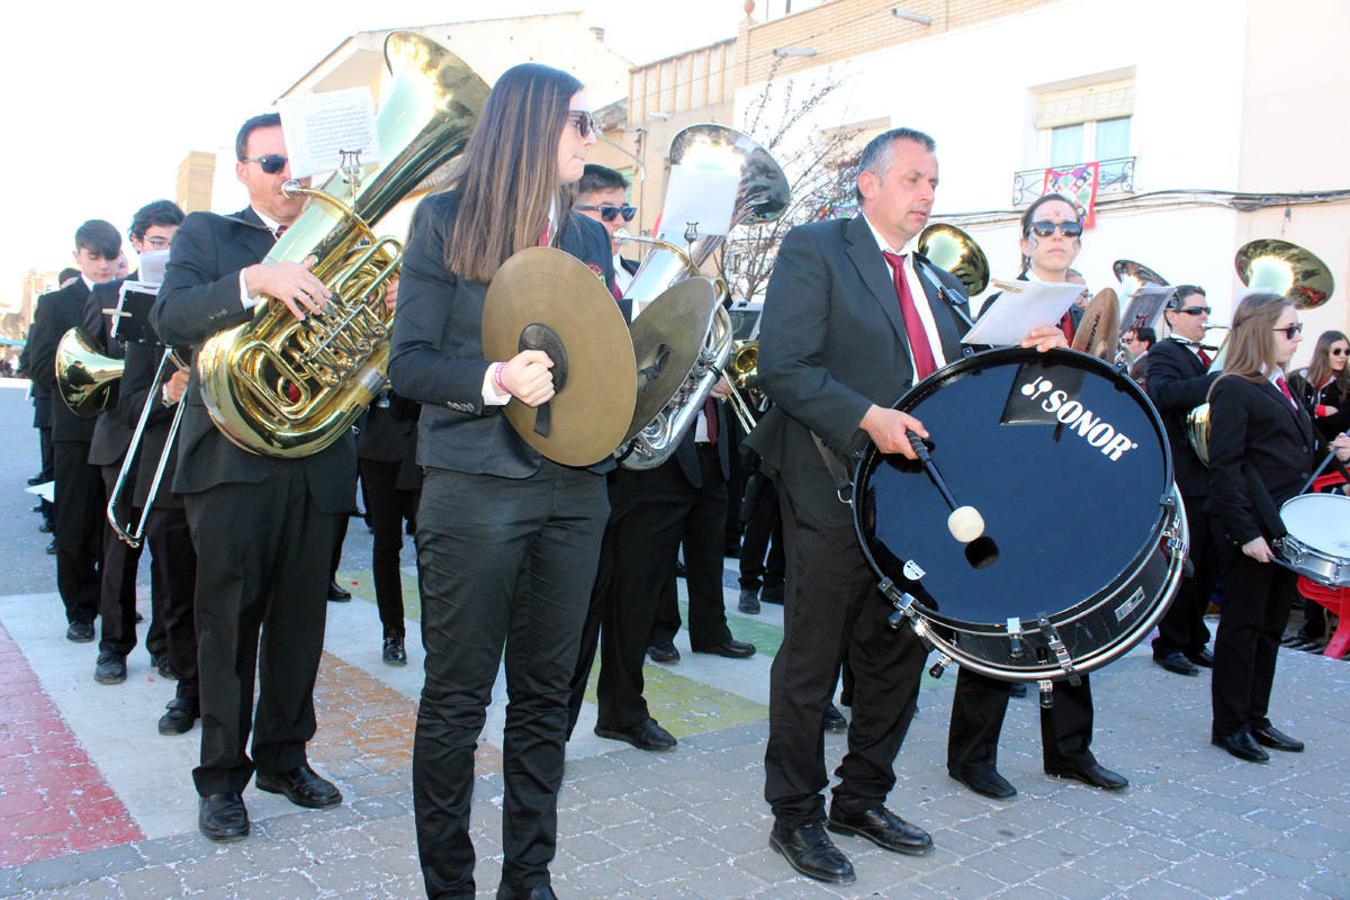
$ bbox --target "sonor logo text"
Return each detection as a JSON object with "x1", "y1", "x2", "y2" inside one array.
[{"x1": 1019, "y1": 376, "x2": 1138, "y2": 461}]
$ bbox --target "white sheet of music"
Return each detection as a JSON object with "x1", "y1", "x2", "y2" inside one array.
[
  {"x1": 962, "y1": 279, "x2": 1083, "y2": 346},
  {"x1": 657, "y1": 164, "x2": 738, "y2": 242},
  {"x1": 278, "y1": 87, "x2": 379, "y2": 180}
]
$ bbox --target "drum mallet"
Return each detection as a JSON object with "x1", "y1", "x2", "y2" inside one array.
[{"x1": 906, "y1": 430, "x2": 985, "y2": 543}]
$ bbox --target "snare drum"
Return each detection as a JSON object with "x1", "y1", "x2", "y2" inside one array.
[
  {"x1": 1277, "y1": 493, "x2": 1350, "y2": 587},
  {"x1": 853, "y1": 347, "x2": 1188, "y2": 683}
]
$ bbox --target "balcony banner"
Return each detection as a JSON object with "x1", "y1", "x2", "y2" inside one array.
[{"x1": 1042, "y1": 161, "x2": 1099, "y2": 228}]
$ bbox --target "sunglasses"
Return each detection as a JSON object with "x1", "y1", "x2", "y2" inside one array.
[
  {"x1": 241, "y1": 154, "x2": 288, "y2": 175},
  {"x1": 1174, "y1": 306, "x2": 1212, "y2": 316},
  {"x1": 1273, "y1": 323, "x2": 1304, "y2": 339},
  {"x1": 1331, "y1": 347, "x2": 1348, "y2": 357},
  {"x1": 576, "y1": 203, "x2": 636, "y2": 223},
  {"x1": 567, "y1": 110, "x2": 595, "y2": 139},
  {"x1": 1027, "y1": 220, "x2": 1083, "y2": 238}
]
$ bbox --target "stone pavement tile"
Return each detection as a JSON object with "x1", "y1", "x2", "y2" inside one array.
[
  {"x1": 31, "y1": 878, "x2": 122, "y2": 899},
  {"x1": 612, "y1": 845, "x2": 691, "y2": 886},
  {"x1": 664, "y1": 835, "x2": 740, "y2": 868},
  {"x1": 177, "y1": 848, "x2": 255, "y2": 892},
  {"x1": 113, "y1": 863, "x2": 183, "y2": 897},
  {"x1": 552, "y1": 830, "x2": 623, "y2": 865},
  {"x1": 1303, "y1": 872, "x2": 1350, "y2": 897},
  {"x1": 552, "y1": 862, "x2": 641, "y2": 897},
  {"x1": 374, "y1": 846, "x2": 422, "y2": 879},
  {"x1": 1158, "y1": 854, "x2": 1262, "y2": 895},
  {"x1": 299, "y1": 824, "x2": 380, "y2": 862},
  {"x1": 1233, "y1": 847, "x2": 1322, "y2": 882},
  {"x1": 132, "y1": 831, "x2": 217, "y2": 867},
  {"x1": 597, "y1": 817, "x2": 675, "y2": 853},
  {"x1": 961, "y1": 848, "x2": 1040, "y2": 885},
  {"x1": 304, "y1": 852, "x2": 391, "y2": 896},
  {"x1": 709, "y1": 821, "x2": 773, "y2": 855},
  {"x1": 912, "y1": 861, "x2": 1007, "y2": 896},
  {"x1": 15, "y1": 843, "x2": 144, "y2": 892},
  {"x1": 1122, "y1": 833, "x2": 1197, "y2": 865},
  {"x1": 237, "y1": 834, "x2": 315, "y2": 872},
  {"x1": 1071, "y1": 842, "x2": 1172, "y2": 883},
  {"x1": 748, "y1": 876, "x2": 852, "y2": 898},
  {"x1": 1117, "y1": 877, "x2": 1206, "y2": 898},
  {"x1": 1026, "y1": 864, "x2": 1123, "y2": 900},
  {"x1": 229, "y1": 871, "x2": 320, "y2": 898},
  {"x1": 675, "y1": 862, "x2": 767, "y2": 899}
]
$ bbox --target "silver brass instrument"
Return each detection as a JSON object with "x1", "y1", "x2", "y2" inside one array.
[
  {"x1": 55, "y1": 327, "x2": 123, "y2": 418},
  {"x1": 1188, "y1": 239, "x2": 1334, "y2": 464},
  {"x1": 917, "y1": 223, "x2": 990, "y2": 298},
  {"x1": 106, "y1": 349, "x2": 188, "y2": 547},
  {"x1": 1113, "y1": 259, "x2": 1168, "y2": 304},
  {"x1": 617, "y1": 124, "x2": 788, "y2": 470},
  {"x1": 195, "y1": 32, "x2": 488, "y2": 458}
]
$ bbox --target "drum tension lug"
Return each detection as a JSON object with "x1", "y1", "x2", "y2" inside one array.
[
  {"x1": 1007, "y1": 617, "x2": 1026, "y2": 660},
  {"x1": 1038, "y1": 680, "x2": 1054, "y2": 709},
  {"x1": 1036, "y1": 612, "x2": 1081, "y2": 687},
  {"x1": 879, "y1": 579, "x2": 917, "y2": 632},
  {"x1": 928, "y1": 653, "x2": 951, "y2": 680}
]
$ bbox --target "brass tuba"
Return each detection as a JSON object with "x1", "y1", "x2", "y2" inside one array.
[
  {"x1": 917, "y1": 223, "x2": 990, "y2": 298},
  {"x1": 1187, "y1": 239, "x2": 1334, "y2": 464},
  {"x1": 196, "y1": 32, "x2": 488, "y2": 457},
  {"x1": 617, "y1": 124, "x2": 788, "y2": 470},
  {"x1": 55, "y1": 326, "x2": 123, "y2": 418}
]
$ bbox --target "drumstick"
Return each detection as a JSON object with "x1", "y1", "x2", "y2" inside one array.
[{"x1": 906, "y1": 430, "x2": 986, "y2": 543}]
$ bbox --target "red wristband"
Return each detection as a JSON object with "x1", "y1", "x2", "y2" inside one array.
[
  {"x1": 1316, "y1": 404, "x2": 1329, "y2": 417},
  {"x1": 493, "y1": 362, "x2": 508, "y2": 395}
]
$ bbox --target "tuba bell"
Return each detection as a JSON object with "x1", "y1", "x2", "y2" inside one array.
[
  {"x1": 195, "y1": 32, "x2": 488, "y2": 457},
  {"x1": 917, "y1": 223, "x2": 990, "y2": 298},
  {"x1": 725, "y1": 339, "x2": 764, "y2": 433},
  {"x1": 617, "y1": 124, "x2": 788, "y2": 470},
  {"x1": 55, "y1": 326, "x2": 123, "y2": 418}
]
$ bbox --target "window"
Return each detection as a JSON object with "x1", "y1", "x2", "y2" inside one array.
[{"x1": 1036, "y1": 74, "x2": 1134, "y2": 181}]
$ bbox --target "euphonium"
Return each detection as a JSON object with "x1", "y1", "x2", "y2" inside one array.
[
  {"x1": 1186, "y1": 239, "x2": 1334, "y2": 465},
  {"x1": 617, "y1": 124, "x2": 788, "y2": 470},
  {"x1": 196, "y1": 32, "x2": 488, "y2": 457},
  {"x1": 55, "y1": 326, "x2": 123, "y2": 418},
  {"x1": 917, "y1": 223, "x2": 990, "y2": 298}
]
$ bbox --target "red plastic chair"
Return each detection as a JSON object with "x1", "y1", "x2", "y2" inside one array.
[{"x1": 1297, "y1": 577, "x2": 1348, "y2": 660}]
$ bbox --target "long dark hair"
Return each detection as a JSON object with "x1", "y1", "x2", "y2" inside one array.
[
  {"x1": 1305, "y1": 329, "x2": 1350, "y2": 395},
  {"x1": 1211, "y1": 292, "x2": 1292, "y2": 395},
  {"x1": 445, "y1": 63, "x2": 583, "y2": 283},
  {"x1": 1018, "y1": 192, "x2": 1082, "y2": 277}
]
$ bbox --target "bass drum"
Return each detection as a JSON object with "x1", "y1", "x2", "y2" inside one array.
[{"x1": 853, "y1": 347, "x2": 1188, "y2": 683}]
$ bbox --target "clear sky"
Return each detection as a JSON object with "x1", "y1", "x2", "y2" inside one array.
[{"x1": 3, "y1": 0, "x2": 749, "y2": 307}]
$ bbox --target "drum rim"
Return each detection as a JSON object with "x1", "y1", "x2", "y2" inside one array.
[{"x1": 852, "y1": 347, "x2": 1176, "y2": 633}]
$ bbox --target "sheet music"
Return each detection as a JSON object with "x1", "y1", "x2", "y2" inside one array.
[
  {"x1": 961, "y1": 279, "x2": 1083, "y2": 346},
  {"x1": 657, "y1": 164, "x2": 739, "y2": 243},
  {"x1": 138, "y1": 249, "x2": 170, "y2": 285},
  {"x1": 277, "y1": 87, "x2": 379, "y2": 180}
]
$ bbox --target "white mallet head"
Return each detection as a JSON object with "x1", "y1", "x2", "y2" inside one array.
[{"x1": 947, "y1": 505, "x2": 985, "y2": 543}]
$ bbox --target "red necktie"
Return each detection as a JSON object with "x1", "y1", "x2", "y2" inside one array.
[
  {"x1": 1276, "y1": 375, "x2": 1297, "y2": 410},
  {"x1": 703, "y1": 396, "x2": 719, "y2": 443},
  {"x1": 1196, "y1": 348, "x2": 1212, "y2": 368},
  {"x1": 881, "y1": 251, "x2": 937, "y2": 380},
  {"x1": 1059, "y1": 311, "x2": 1075, "y2": 343},
  {"x1": 275, "y1": 225, "x2": 287, "y2": 238}
]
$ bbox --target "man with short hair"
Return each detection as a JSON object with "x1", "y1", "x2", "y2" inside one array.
[
  {"x1": 575, "y1": 163, "x2": 639, "y2": 292},
  {"x1": 87, "y1": 200, "x2": 184, "y2": 686},
  {"x1": 152, "y1": 112, "x2": 353, "y2": 842},
  {"x1": 749, "y1": 128, "x2": 1066, "y2": 884},
  {"x1": 28, "y1": 219, "x2": 122, "y2": 641},
  {"x1": 1125, "y1": 326, "x2": 1156, "y2": 385},
  {"x1": 1148, "y1": 285, "x2": 1219, "y2": 676}
]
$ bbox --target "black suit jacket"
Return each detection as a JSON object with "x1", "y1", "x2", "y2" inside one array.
[
  {"x1": 1289, "y1": 370, "x2": 1350, "y2": 441},
  {"x1": 150, "y1": 207, "x2": 356, "y2": 511},
  {"x1": 117, "y1": 339, "x2": 185, "y2": 509},
  {"x1": 356, "y1": 392, "x2": 422, "y2": 491},
  {"x1": 1147, "y1": 338, "x2": 1217, "y2": 498},
  {"x1": 86, "y1": 275, "x2": 137, "y2": 467},
  {"x1": 746, "y1": 215, "x2": 969, "y2": 528},
  {"x1": 28, "y1": 279, "x2": 95, "y2": 443},
  {"x1": 388, "y1": 190, "x2": 617, "y2": 477},
  {"x1": 670, "y1": 400, "x2": 732, "y2": 488},
  {"x1": 1206, "y1": 374, "x2": 1319, "y2": 546}
]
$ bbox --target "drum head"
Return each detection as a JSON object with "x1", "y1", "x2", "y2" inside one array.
[
  {"x1": 1281, "y1": 494, "x2": 1350, "y2": 557},
  {"x1": 855, "y1": 347, "x2": 1172, "y2": 629}
]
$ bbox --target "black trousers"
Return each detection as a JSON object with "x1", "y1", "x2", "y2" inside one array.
[
  {"x1": 651, "y1": 445, "x2": 734, "y2": 650},
  {"x1": 39, "y1": 425, "x2": 54, "y2": 523},
  {"x1": 1153, "y1": 494, "x2": 1216, "y2": 658},
  {"x1": 185, "y1": 467, "x2": 336, "y2": 796},
  {"x1": 1211, "y1": 548, "x2": 1297, "y2": 737},
  {"x1": 359, "y1": 458, "x2": 418, "y2": 637},
  {"x1": 413, "y1": 464, "x2": 607, "y2": 898},
  {"x1": 947, "y1": 668, "x2": 1096, "y2": 777},
  {"x1": 765, "y1": 488, "x2": 927, "y2": 827},
  {"x1": 739, "y1": 471, "x2": 784, "y2": 591},
  {"x1": 147, "y1": 507, "x2": 198, "y2": 701},
  {"x1": 99, "y1": 463, "x2": 143, "y2": 656},
  {"x1": 53, "y1": 441, "x2": 102, "y2": 625}
]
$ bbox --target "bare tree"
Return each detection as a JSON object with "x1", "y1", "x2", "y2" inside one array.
[{"x1": 722, "y1": 67, "x2": 863, "y2": 303}]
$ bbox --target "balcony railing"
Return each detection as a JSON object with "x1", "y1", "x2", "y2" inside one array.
[{"x1": 1011, "y1": 156, "x2": 1136, "y2": 206}]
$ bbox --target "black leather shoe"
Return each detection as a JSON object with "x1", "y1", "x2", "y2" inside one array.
[
  {"x1": 46, "y1": 540, "x2": 58, "y2": 556},
  {"x1": 38, "y1": 521, "x2": 52, "y2": 534},
  {"x1": 382, "y1": 635, "x2": 407, "y2": 666},
  {"x1": 646, "y1": 641, "x2": 680, "y2": 664},
  {"x1": 27, "y1": 475, "x2": 44, "y2": 487},
  {"x1": 951, "y1": 767, "x2": 1017, "y2": 799},
  {"x1": 694, "y1": 639, "x2": 756, "y2": 659},
  {"x1": 66, "y1": 621, "x2": 95, "y2": 642},
  {"x1": 1213, "y1": 729, "x2": 1269, "y2": 763},
  {"x1": 496, "y1": 882, "x2": 557, "y2": 900},
  {"x1": 199, "y1": 792, "x2": 249, "y2": 842},
  {"x1": 94, "y1": 652, "x2": 127, "y2": 685},
  {"x1": 256, "y1": 765, "x2": 342, "y2": 809},
  {"x1": 1252, "y1": 723, "x2": 1304, "y2": 752},
  {"x1": 594, "y1": 717, "x2": 677, "y2": 751},
  {"x1": 1154, "y1": 652, "x2": 1200, "y2": 676},
  {"x1": 1048, "y1": 761, "x2": 1129, "y2": 790},
  {"x1": 327, "y1": 581, "x2": 351, "y2": 602},
  {"x1": 827, "y1": 805, "x2": 933, "y2": 856},
  {"x1": 158, "y1": 697, "x2": 199, "y2": 735},
  {"x1": 769, "y1": 821, "x2": 855, "y2": 884},
  {"x1": 823, "y1": 703, "x2": 847, "y2": 733},
  {"x1": 1186, "y1": 647, "x2": 1214, "y2": 668},
  {"x1": 761, "y1": 583, "x2": 785, "y2": 605},
  {"x1": 738, "y1": 587, "x2": 761, "y2": 614}
]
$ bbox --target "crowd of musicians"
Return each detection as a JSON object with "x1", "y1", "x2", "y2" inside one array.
[{"x1": 15, "y1": 61, "x2": 1350, "y2": 899}]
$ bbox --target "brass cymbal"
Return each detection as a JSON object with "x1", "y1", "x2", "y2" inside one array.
[
  {"x1": 1071, "y1": 288, "x2": 1120, "y2": 360},
  {"x1": 625, "y1": 277, "x2": 719, "y2": 442},
  {"x1": 482, "y1": 247, "x2": 636, "y2": 467}
]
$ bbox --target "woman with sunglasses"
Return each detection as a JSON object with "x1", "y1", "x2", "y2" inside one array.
[
  {"x1": 949, "y1": 193, "x2": 1129, "y2": 801},
  {"x1": 1206, "y1": 296, "x2": 1350, "y2": 762},
  {"x1": 388, "y1": 63, "x2": 611, "y2": 900},
  {"x1": 1289, "y1": 329, "x2": 1350, "y2": 441}
]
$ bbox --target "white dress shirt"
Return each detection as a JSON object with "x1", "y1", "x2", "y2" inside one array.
[{"x1": 860, "y1": 213, "x2": 947, "y2": 372}]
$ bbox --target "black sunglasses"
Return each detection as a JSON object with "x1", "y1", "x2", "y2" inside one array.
[
  {"x1": 1331, "y1": 347, "x2": 1348, "y2": 357},
  {"x1": 242, "y1": 154, "x2": 288, "y2": 175},
  {"x1": 1174, "y1": 306, "x2": 1212, "y2": 317},
  {"x1": 1274, "y1": 323, "x2": 1303, "y2": 339},
  {"x1": 576, "y1": 203, "x2": 636, "y2": 223},
  {"x1": 567, "y1": 110, "x2": 594, "y2": 139},
  {"x1": 1027, "y1": 220, "x2": 1083, "y2": 238}
]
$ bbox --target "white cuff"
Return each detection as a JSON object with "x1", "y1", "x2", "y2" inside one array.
[
  {"x1": 481, "y1": 362, "x2": 511, "y2": 407},
  {"x1": 239, "y1": 269, "x2": 262, "y2": 310}
]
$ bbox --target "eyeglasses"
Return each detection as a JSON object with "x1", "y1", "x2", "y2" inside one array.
[
  {"x1": 1174, "y1": 306, "x2": 1212, "y2": 317},
  {"x1": 143, "y1": 236, "x2": 173, "y2": 250},
  {"x1": 1273, "y1": 323, "x2": 1304, "y2": 339},
  {"x1": 566, "y1": 110, "x2": 595, "y2": 139},
  {"x1": 241, "y1": 155, "x2": 288, "y2": 175},
  {"x1": 576, "y1": 203, "x2": 636, "y2": 223},
  {"x1": 1027, "y1": 220, "x2": 1083, "y2": 238}
]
